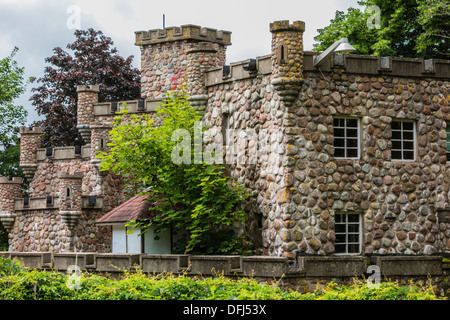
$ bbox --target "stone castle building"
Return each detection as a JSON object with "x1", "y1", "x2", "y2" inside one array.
[{"x1": 0, "y1": 20, "x2": 449, "y2": 259}]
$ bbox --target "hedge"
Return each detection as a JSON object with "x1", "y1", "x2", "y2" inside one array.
[{"x1": 0, "y1": 258, "x2": 443, "y2": 300}]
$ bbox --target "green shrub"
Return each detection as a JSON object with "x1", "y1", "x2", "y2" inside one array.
[{"x1": 0, "y1": 259, "x2": 444, "y2": 300}]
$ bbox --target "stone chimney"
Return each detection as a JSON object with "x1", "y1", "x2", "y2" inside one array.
[
  {"x1": 19, "y1": 127, "x2": 43, "y2": 182},
  {"x1": 77, "y1": 84, "x2": 100, "y2": 144}
]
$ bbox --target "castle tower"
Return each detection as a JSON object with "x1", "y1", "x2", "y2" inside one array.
[
  {"x1": 0, "y1": 177, "x2": 22, "y2": 246},
  {"x1": 19, "y1": 127, "x2": 43, "y2": 182},
  {"x1": 186, "y1": 41, "x2": 225, "y2": 112},
  {"x1": 270, "y1": 20, "x2": 305, "y2": 105},
  {"x1": 135, "y1": 25, "x2": 231, "y2": 100},
  {"x1": 76, "y1": 84, "x2": 100, "y2": 144}
]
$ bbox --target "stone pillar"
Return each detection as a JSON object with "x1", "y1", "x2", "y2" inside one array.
[
  {"x1": 261, "y1": 20, "x2": 306, "y2": 258},
  {"x1": 19, "y1": 127, "x2": 43, "y2": 182},
  {"x1": 76, "y1": 84, "x2": 99, "y2": 144},
  {"x1": 270, "y1": 20, "x2": 305, "y2": 105},
  {"x1": 0, "y1": 177, "x2": 22, "y2": 249},
  {"x1": 58, "y1": 172, "x2": 83, "y2": 251}
]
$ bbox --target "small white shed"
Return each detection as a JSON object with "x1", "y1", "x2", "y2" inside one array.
[{"x1": 96, "y1": 195, "x2": 171, "y2": 254}]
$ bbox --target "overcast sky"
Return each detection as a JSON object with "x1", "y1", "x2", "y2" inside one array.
[{"x1": 0, "y1": 0, "x2": 362, "y2": 125}]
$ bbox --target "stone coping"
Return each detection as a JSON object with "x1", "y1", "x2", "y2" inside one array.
[{"x1": 1, "y1": 252, "x2": 447, "y2": 279}]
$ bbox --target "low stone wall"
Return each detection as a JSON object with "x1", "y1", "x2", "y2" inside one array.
[{"x1": 1, "y1": 252, "x2": 449, "y2": 297}]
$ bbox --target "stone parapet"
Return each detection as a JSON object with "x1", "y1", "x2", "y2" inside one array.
[
  {"x1": 36, "y1": 146, "x2": 91, "y2": 161},
  {"x1": 1, "y1": 252, "x2": 449, "y2": 298},
  {"x1": 375, "y1": 255, "x2": 443, "y2": 276},
  {"x1": 205, "y1": 55, "x2": 272, "y2": 86},
  {"x1": 93, "y1": 99, "x2": 162, "y2": 115},
  {"x1": 135, "y1": 25, "x2": 231, "y2": 46},
  {"x1": 303, "y1": 51, "x2": 450, "y2": 79},
  {"x1": 14, "y1": 196, "x2": 103, "y2": 211}
]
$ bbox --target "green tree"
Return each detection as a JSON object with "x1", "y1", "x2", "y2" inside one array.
[
  {"x1": 0, "y1": 47, "x2": 28, "y2": 251},
  {"x1": 314, "y1": 0, "x2": 449, "y2": 59},
  {"x1": 30, "y1": 29, "x2": 140, "y2": 147},
  {"x1": 313, "y1": 7, "x2": 378, "y2": 55},
  {"x1": 0, "y1": 47, "x2": 28, "y2": 178},
  {"x1": 98, "y1": 81, "x2": 251, "y2": 254}
]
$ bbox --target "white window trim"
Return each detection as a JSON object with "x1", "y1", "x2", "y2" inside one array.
[
  {"x1": 391, "y1": 120, "x2": 416, "y2": 162},
  {"x1": 334, "y1": 212, "x2": 362, "y2": 255},
  {"x1": 333, "y1": 117, "x2": 360, "y2": 160}
]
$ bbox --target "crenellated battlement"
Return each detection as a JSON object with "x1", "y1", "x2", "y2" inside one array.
[
  {"x1": 269, "y1": 20, "x2": 305, "y2": 33},
  {"x1": 0, "y1": 177, "x2": 23, "y2": 184},
  {"x1": 19, "y1": 127, "x2": 43, "y2": 135},
  {"x1": 135, "y1": 24, "x2": 231, "y2": 46}
]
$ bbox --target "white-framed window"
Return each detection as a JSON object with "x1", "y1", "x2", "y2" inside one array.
[
  {"x1": 391, "y1": 120, "x2": 415, "y2": 161},
  {"x1": 335, "y1": 212, "x2": 362, "y2": 254},
  {"x1": 333, "y1": 118, "x2": 360, "y2": 159}
]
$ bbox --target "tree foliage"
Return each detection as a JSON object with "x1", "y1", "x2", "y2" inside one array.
[
  {"x1": 30, "y1": 28, "x2": 141, "y2": 147},
  {"x1": 98, "y1": 81, "x2": 250, "y2": 254},
  {"x1": 0, "y1": 47, "x2": 28, "y2": 178},
  {"x1": 314, "y1": 0, "x2": 449, "y2": 59}
]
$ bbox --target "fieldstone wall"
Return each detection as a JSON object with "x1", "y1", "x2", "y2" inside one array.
[
  {"x1": 202, "y1": 21, "x2": 450, "y2": 258},
  {"x1": 8, "y1": 209, "x2": 111, "y2": 253}
]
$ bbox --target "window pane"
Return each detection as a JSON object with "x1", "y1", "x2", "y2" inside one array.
[
  {"x1": 335, "y1": 214, "x2": 344, "y2": 223},
  {"x1": 403, "y1": 141, "x2": 414, "y2": 150},
  {"x1": 335, "y1": 224, "x2": 346, "y2": 233},
  {"x1": 334, "y1": 138, "x2": 345, "y2": 147},
  {"x1": 348, "y1": 224, "x2": 359, "y2": 233},
  {"x1": 334, "y1": 128, "x2": 345, "y2": 137},
  {"x1": 334, "y1": 148, "x2": 345, "y2": 157},
  {"x1": 348, "y1": 243, "x2": 360, "y2": 253},
  {"x1": 348, "y1": 233, "x2": 360, "y2": 242},
  {"x1": 347, "y1": 148, "x2": 358, "y2": 158},
  {"x1": 403, "y1": 151, "x2": 414, "y2": 160},
  {"x1": 403, "y1": 122, "x2": 413, "y2": 130},
  {"x1": 335, "y1": 233, "x2": 346, "y2": 243},
  {"x1": 335, "y1": 244, "x2": 346, "y2": 253},
  {"x1": 392, "y1": 140, "x2": 402, "y2": 150},
  {"x1": 392, "y1": 130, "x2": 402, "y2": 139},
  {"x1": 347, "y1": 119, "x2": 357, "y2": 127},
  {"x1": 392, "y1": 121, "x2": 401, "y2": 130},
  {"x1": 392, "y1": 150, "x2": 402, "y2": 159},
  {"x1": 346, "y1": 128, "x2": 358, "y2": 137},
  {"x1": 348, "y1": 214, "x2": 360, "y2": 223},
  {"x1": 333, "y1": 118, "x2": 340, "y2": 126},
  {"x1": 347, "y1": 139, "x2": 358, "y2": 148},
  {"x1": 403, "y1": 131, "x2": 414, "y2": 140}
]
